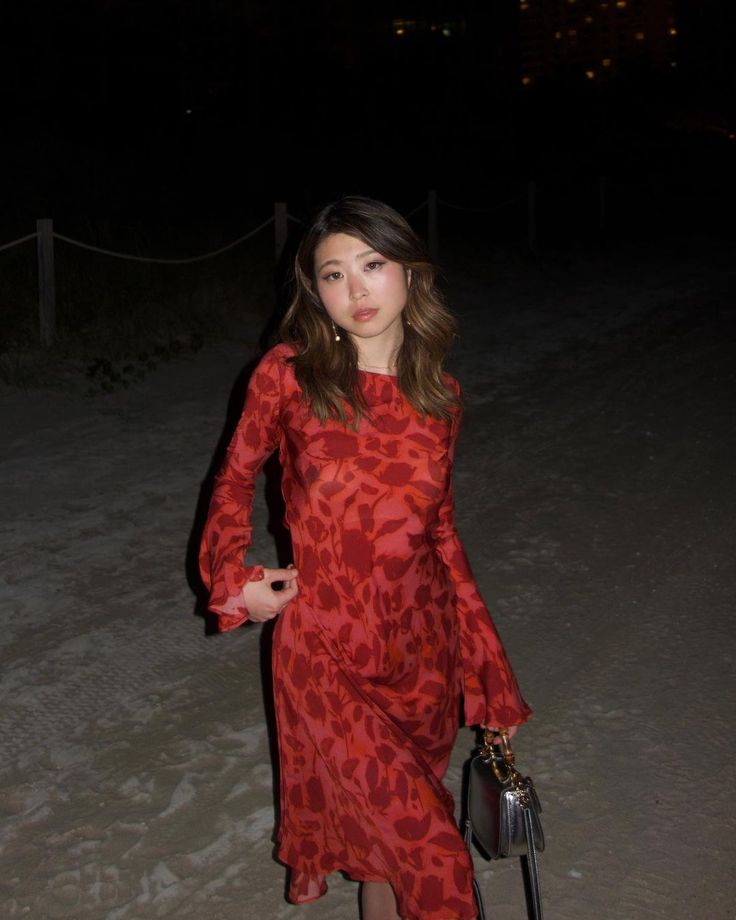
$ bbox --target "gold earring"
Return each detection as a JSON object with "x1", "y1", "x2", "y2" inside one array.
[{"x1": 331, "y1": 319, "x2": 341, "y2": 342}]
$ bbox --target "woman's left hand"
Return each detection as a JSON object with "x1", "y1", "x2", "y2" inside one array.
[{"x1": 483, "y1": 725, "x2": 518, "y2": 743}]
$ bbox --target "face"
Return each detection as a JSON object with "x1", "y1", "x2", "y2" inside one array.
[{"x1": 313, "y1": 233, "x2": 411, "y2": 350}]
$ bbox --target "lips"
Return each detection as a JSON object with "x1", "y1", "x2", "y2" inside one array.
[{"x1": 353, "y1": 308, "x2": 378, "y2": 322}]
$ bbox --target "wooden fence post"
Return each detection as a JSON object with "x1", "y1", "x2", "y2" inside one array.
[
  {"x1": 37, "y1": 218, "x2": 56, "y2": 346},
  {"x1": 274, "y1": 202, "x2": 288, "y2": 262},
  {"x1": 427, "y1": 189, "x2": 439, "y2": 260},
  {"x1": 527, "y1": 181, "x2": 538, "y2": 255}
]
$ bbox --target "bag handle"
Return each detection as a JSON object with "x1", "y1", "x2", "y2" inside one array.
[
  {"x1": 483, "y1": 727, "x2": 515, "y2": 762},
  {"x1": 480, "y1": 728, "x2": 518, "y2": 783}
]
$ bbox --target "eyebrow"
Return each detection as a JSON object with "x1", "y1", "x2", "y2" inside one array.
[{"x1": 316, "y1": 249, "x2": 379, "y2": 273}]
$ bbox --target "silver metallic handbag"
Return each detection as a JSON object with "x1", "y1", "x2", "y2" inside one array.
[{"x1": 464, "y1": 729, "x2": 545, "y2": 920}]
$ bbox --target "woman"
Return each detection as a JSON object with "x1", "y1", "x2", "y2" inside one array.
[{"x1": 199, "y1": 196, "x2": 531, "y2": 920}]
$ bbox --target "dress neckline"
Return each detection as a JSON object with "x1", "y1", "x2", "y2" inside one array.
[{"x1": 358, "y1": 368, "x2": 398, "y2": 380}]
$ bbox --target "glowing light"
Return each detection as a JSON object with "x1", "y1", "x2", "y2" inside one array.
[
  {"x1": 395, "y1": 27, "x2": 405, "y2": 35},
  {"x1": 585, "y1": 70, "x2": 596, "y2": 79},
  {"x1": 522, "y1": 76, "x2": 532, "y2": 85},
  {"x1": 555, "y1": 31, "x2": 562, "y2": 39},
  {"x1": 669, "y1": 27, "x2": 677, "y2": 36},
  {"x1": 602, "y1": 58, "x2": 612, "y2": 67},
  {"x1": 616, "y1": 0, "x2": 626, "y2": 6},
  {"x1": 670, "y1": 61, "x2": 677, "y2": 68},
  {"x1": 635, "y1": 31, "x2": 645, "y2": 40},
  {"x1": 585, "y1": 16, "x2": 594, "y2": 23},
  {"x1": 568, "y1": 28, "x2": 577, "y2": 36},
  {"x1": 442, "y1": 27, "x2": 452, "y2": 37}
]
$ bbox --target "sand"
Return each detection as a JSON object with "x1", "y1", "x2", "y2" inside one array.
[{"x1": 1, "y1": 239, "x2": 734, "y2": 919}]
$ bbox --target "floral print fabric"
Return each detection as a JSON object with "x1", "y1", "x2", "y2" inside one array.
[{"x1": 199, "y1": 344, "x2": 531, "y2": 919}]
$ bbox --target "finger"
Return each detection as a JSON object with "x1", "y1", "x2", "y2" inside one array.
[
  {"x1": 263, "y1": 567, "x2": 299, "y2": 583},
  {"x1": 484, "y1": 726, "x2": 506, "y2": 745},
  {"x1": 278, "y1": 582, "x2": 299, "y2": 603},
  {"x1": 488, "y1": 726, "x2": 518, "y2": 745}
]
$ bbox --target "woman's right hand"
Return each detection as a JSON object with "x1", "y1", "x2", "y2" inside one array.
[{"x1": 242, "y1": 566, "x2": 299, "y2": 622}]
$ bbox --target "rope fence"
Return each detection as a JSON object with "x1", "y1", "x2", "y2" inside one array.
[
  {"x1": 53, "y1": 215, "x2": 276, "y2": 265},
  {"x1": 403, "y1": 200, "x2": 428, "y2": 219},
  {"x1": 0, "y1": 232, "x2": 39, "y2": 253},
  {"x1": 438, "y1": 195, "x2": 523, "y2": 213},
  {"x1": 1, "y1": 205, "x2": 297, "y2": 347},
  {"x1": 0, "y1": 185, "x2": 588, "y2": 346}
]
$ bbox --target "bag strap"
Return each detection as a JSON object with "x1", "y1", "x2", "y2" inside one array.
[
  {"x1": 472, "y1": 875, "x2": 488, "y2": 920},
  {"x1": 468, "y1": 817, "x2": 543, "y2": 920},
  {"x1": 464, "y1": 819, "x2": 488, "y2": 920},
  {"x1": 523, "y1": 805, "x2": 544, "y2": 920}
]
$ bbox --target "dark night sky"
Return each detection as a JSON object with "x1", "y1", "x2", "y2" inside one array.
[{"x1": 1, "y1": 0, "x2": 734, "y2": 224}]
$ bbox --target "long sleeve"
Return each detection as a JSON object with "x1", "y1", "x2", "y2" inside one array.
[
  {"x1": 431, "y1": 387, "x2": 532, "y2": 728},
  {"x1": 198, "y1": 347, "x2": 285, "y2": 631}
]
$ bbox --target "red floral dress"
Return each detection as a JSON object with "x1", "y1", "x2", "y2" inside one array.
[{"x1": 199, "y1": 344, "x2": 531, "y2": 920}]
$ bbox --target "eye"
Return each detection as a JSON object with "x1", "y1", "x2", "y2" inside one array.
[
  {"x1": 365, "y1": 261, "x2": 385, "y2": 272},
  {"x1": 322, "y1": 271, "x2": 343, "y2": 282}
]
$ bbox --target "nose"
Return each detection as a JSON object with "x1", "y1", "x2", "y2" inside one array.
[{"x1": 348, "y1": 273, "x2": 368, "y2": 300}]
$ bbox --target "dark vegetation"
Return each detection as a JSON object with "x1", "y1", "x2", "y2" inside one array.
[{"x1": 0, "y1": 221, "x2": 275, "y2": 392}]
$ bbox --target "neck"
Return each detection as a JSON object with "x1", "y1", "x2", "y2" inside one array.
[{"x1": 352, "y1": 328, "x2": 403, "y2": 373}]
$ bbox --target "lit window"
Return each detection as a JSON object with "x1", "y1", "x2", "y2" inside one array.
[
  {"x1": 392, "y1": 19, "x2": 416, "y2": 36},
  {"x1": 602, "y1": 57, "x2": 612, "y2": 66},
  {"x1": 585, "y1": 70, "x2": 596, "y2": 79},
  {"x1": 635, "y1": 31, "x2": 645, "y2": 40}
]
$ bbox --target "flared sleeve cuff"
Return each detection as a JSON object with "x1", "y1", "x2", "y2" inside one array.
[
  {"x1": 439, "y1": 544, "x2": 533, "y2": 729},
  {"x1": 206, "y1": 563, "x2": 265, "y2": 631},
  {"x1": 463, "y1": 667, "x2": 533, "y2": 730},
  {"x1": 454, "y1": 578, "x2": 533, "y2": 729}
]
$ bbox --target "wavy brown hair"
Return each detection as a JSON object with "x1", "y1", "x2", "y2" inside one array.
[{"x1": 279, "y1": 196, "x2": 459, "y2": 425}]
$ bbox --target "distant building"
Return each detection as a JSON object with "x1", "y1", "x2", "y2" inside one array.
[
  {"x1": 385, "y1": 2, "x2": 521, "y2": 99},
  {"x1": 518, "y1": 0, "x2": 679, "y2": 87}
]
